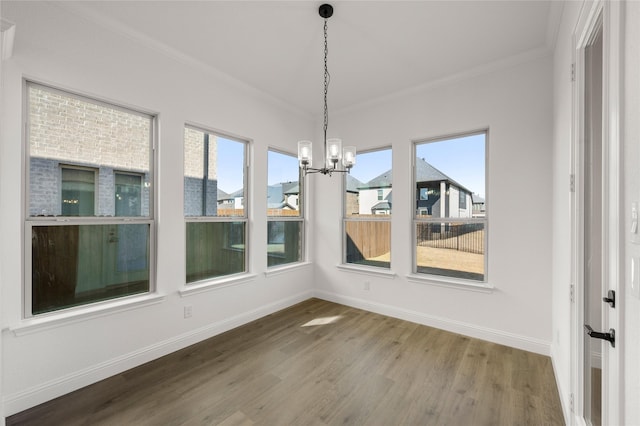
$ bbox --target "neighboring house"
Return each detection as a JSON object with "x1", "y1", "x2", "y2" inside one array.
[
  {"x1": 218, "y1": 188, "x2": 244, "y2": 211},
  {"x1": 414, "y1": 158, "x2": 473, "y2": 218},
  {"x1": 345, "y1": 174, "x2": 363, "y2": 215},
  {"x1": 353, "y1": 158, "x2": 474, "y2": 218},
  {"x1": 267, "y1": 182, "x2": 299, "y2": 211},
  {"x1": 282, "y1": 182, "x2": 300, "y2": 210},
  {"x1": 358, "y1": 170, "x2": 392, "y2": 215},
  {"x1": 472, "y1": 193, "x2": 486, "y2": 218}
]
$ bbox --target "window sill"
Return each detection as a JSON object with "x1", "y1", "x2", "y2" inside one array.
[
  {"x1": 336, "y1": 264, "x2": 397, "y2": 279},
  {"x1": 406, "y1": 273, "x2": 494, "y2": 293},
  {"x1": 179, "y1": 273, "x2": 257, "y2": 297},
  {"x1": 9, "y1": 293, "x2": 166, "y2": 336},
  {"x1": 264, "y1": 261, "x2": 312, "y2": 277}
]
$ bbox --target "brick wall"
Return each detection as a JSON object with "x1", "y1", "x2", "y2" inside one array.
[
  {"x1": 28, "y1": 85, "x2": 151, "y2": 216},
  {"x1": 29, "y1": 86, "x2": 150, "y2": 170},
  {"x1": 184, "y1": 127, "x2": 218, "y2": 180}
]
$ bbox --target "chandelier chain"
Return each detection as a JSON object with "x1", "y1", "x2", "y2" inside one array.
[{"x1": 323, "y1": 18, "x2": 330, "y2": 149}]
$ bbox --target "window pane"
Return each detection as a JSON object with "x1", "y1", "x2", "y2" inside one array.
[
  {"x1": 267, "y1": 220, "x2": 302, "y2": 267},
  {"x1": 415, "y1": 222, "x2": 485, "y2": 281},
  {"x1": 345, "y1": 149, "x2": 392, "y2": 217},
  {"x1": 184, "y1": 128, "x2": 245, "y2": 217},
  {"x1": 61, "y1": 168, "x2": 95, "y2": 216},
  {"x1": 415, "y1": 134, "x2": 485, "y2": 219},
  {"x1": 115, "y1": 173, "x2": 143, "y2": 217},
  {"x1": 31, "y1": 224, "x2": 150, "y2": 315},
  {"x1": 267, "y1": 150, "x2": 300, "y2": 217},
  {"x1": 345, "y1": 220, "x2": 391, "y2": 268},
  {"x1": 28, "y1": 85, "x2": 151, "y2": 217},
  {"x1": 186, "y1": 221, "x2": 246, "y2": 283}
]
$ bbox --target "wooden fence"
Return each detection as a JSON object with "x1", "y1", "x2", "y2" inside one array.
[
  {"x1": 345, "y1": 219, "x2": 391, "y2": 262},
  {"x1": 345, "y1": 219, "x2": 485, "y2": 262}
]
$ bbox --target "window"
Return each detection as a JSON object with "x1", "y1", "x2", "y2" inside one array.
[
  {"x1": 61, "y1": 166, "x2": 96, "y2": 216},
  {"x1": 115, "y1": 172, "x2": 143, "y2": 217},
  {"x1": 343, "y1": 148, "x2": 392, "y2": 268},
  {"x1": 26, "y1": 82, "x2": 154, "y2": 316},
  {"x1": 458, "y1": 188, "x2": 467, "y2": 210},
  {"x1": 414, "y1": 131, "x2": 487, "y2": 282},
  {"x1": 184, "y1": 126, "x2": 247, "y2": 283},
  {"x1": 267, "y1": 149, "x2": 303, "y2": 267}
]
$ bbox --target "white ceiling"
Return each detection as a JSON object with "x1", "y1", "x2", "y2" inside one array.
[{"x1": 59, "y1": 1, "x2": 560, "y2": 117}]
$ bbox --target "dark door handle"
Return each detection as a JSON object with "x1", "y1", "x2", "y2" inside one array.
[
  {"x1": 602, "y1": 290, "x2": 615, "y2": 308},
  {"x1": 584, "y1": 324, "x2": 615, "y2": 347}
]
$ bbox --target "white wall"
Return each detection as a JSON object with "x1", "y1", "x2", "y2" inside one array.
[
  {"x1": 0, "y1": 2, "x2": 315, "y2": 415},
  {"x1": 313, "y1": 53, "x2": 554, "y2": 354}
]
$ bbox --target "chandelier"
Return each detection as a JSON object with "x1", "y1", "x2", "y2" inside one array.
[{"x1": 298, "y1": 3, "x2": 356, "y2": 176}]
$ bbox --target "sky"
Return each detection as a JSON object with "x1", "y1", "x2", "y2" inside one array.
[
  {"x1": 416, "y1": 133, "x2": 486, "y2": 198},
  {"x1": 349, "y1": 148, "x2": 393, "y2": 184},
  {"x1": 267, "y1": 150, "x2": 299, "y2": 186},
  {"x1": 215, "y1": 133, "x2": 485, "y2": 197},
  {"x1": 215, "y1": 140, "x2": 300, "y2": 193},
  {"x1": 215, "y1": 137, "x2": 245, "y2": 194}
]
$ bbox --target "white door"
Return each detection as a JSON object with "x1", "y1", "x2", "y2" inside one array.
[
  {"x1": 572, "y1": 1, "x2": 622, "y2": 424},
  {"x1": 582, "y1": 19, "x2": 604, "y2": 426}
]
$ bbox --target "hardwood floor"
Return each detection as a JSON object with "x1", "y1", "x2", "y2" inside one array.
[{"x1": 7, "y1": 299, "x2": 564, "y2": 425}]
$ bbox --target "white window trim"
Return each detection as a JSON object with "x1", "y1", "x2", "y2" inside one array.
[
  {"x1": 184, "y1": 125, "x2": 251, "y2": 284},
  {"x1": 179, "y1": 272, "x2": 258, "y2": 297},
  {"x1": 336, "y1": 263, "x2": 397, "y2": 278},
  {"x1": 266, "y1": 147, "x2": 306, "y2": 269},
  {"x1": 406, "y1": 273, "x2": 494, "y2": 293},
  {"x1": 412, "y1": 129, "x2": 489, "y2": 287},
  {"x1": 264, "y1": 261, "x2": 312, "y2": 277},
  {"x1": 10, "y1": 293, "x2": 165, "y2": 336},
  {"x1": 342, "y1": 146, "x2": 393, "y2": 270},
  {"x1": 24, "y1": 80, "x2": 157, "y2": 318}
]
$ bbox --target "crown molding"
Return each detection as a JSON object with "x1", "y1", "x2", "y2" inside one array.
[
  {"x1": 52, "y1": 1, "x2": 313, "y2": 120},
  {"x1": 334, "y1": 45, "x2": 553, "y2": 116}
]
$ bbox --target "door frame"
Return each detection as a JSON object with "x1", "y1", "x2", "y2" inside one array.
[{"x1": 570, "y1": 0, "x2": 624, "y2": 424}]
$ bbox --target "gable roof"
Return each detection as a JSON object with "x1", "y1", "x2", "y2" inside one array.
[
  {"x1": 415, "y1": 158, "x2": 473, "y2": 194},
  {"x1": 282, "y1": 182, "x2": 299, "y2": 195},
  {"x1": 358, "y1": 170, "x2": 392, "y2": 190},
  {"x1": 472, "y1": 194, "x2": 485, "y2": 204},
  {"x1": 356, "y1": 157, "x2": 474, "y2": 194},
  {"x1": 346, "y1": 174, "x2": 364, "y2": 193},
  {"x1": 371, "y1": 201, "x2": 391, "y2": 211},
  {"x1": 217, "y1": 188, "x2": 230, "y2": 200},
  {"x1": 219, "y1": 188, "x2": 244, "y2": 200}
]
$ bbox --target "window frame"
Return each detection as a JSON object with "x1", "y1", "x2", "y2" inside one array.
[
  {"x1": 24, "y1": 80, "x2": 157, "y2": 318},
  {"x1": 342, "y1": 146, "x2": 393, "y2": 271},
  {"x1": 183, "y1": 124, "x2": 250, "y2": 285},
  {"x1": 411, "y1": 129, "x2": 489, "y2": 286},
  {"x1": 266, "y1": 147, "x2": 305, "y2": 268}
]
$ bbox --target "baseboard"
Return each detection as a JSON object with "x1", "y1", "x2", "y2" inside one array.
[
  {"x1": 3, "y1": 290, "x2": 313, "y2": 417},
  {"x1": 313, "y1": 290, "x2": 551, "y2": 356}
]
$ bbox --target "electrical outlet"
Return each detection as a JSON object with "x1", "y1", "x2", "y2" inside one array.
[
  {"x1": 364, "y1": 281, "x2": 370, "y2": 291},
  {"x1": 184, "y1": 306, "x2": 192, "y2": 318}
]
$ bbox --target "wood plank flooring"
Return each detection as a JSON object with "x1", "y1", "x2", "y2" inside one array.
[{"x1": 7, "y1": 299, "x2": 564, "y2": 425}]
